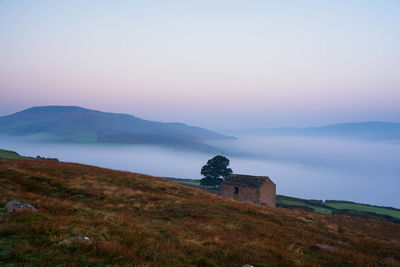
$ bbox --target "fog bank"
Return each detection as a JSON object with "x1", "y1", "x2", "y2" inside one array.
[{"x1": 1, "y1": 135, "x2": 399, "y2": 208}]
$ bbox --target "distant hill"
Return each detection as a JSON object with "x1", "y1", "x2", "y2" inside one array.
[
  {"x1": 231, "y1": 122, "x2": 400, "y2": 141},
  {"x1": 0, "y1": 149, "x2": 26, "y2": 159},
  {"x1": 0, "y1": 106, "x2": 233, "y2": 151}
]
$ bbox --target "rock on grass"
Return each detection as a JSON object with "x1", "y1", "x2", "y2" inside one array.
[
  {"x1": 5, "y1": 199, "x2": 37, "y2": 213},
  {"x1": 59, "y1": 236, "x2": 91, "y2": 245}
]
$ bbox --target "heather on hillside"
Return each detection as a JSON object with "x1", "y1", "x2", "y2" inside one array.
[{"x1": 1, "y1": 159, "x2": 399, "y2": 266}]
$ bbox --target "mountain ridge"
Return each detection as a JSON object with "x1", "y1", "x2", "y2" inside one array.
[
  {"x1": 0, "y1": 105, "x2": 233, "y2": 151},
  {"x1": 228, "y1": 121, "x2": 400, "y2": 140}
]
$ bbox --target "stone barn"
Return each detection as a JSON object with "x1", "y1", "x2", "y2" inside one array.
[{"x1": 220, "y1": 174, "x2": 276, "y2": 207}]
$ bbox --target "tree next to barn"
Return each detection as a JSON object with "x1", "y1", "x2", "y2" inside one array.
[{"x1": 200, "y1": 155, "x2": 233, "y2": 189}]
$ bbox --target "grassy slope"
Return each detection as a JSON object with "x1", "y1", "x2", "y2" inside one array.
[
  {"x1": 0, "y1": 149, "x2": 26, "y2": 159},
  {"x1": 1, "y1": 159, "x2": 400, "y2": 266}
]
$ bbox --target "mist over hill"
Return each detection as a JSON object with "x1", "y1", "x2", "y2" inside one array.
[
  {"x1": 227, "y1": 121, "x2": 400, "y2": 141},
  {"x1": 0, "y1": 106, "x2": 233, "y2": 151}
]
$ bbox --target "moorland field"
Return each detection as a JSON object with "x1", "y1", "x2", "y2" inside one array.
[{"x1": 1, "y1": 158, "x2": 399, "y2": 266}]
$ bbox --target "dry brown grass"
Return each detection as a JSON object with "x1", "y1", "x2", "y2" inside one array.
[{"x1": 0, "y1": 158, "x2": 399, "y2": 266}]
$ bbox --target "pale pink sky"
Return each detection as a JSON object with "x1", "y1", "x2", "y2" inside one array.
[{"x1": 1, "y1": 1, "x2": 399, "y2": 129}]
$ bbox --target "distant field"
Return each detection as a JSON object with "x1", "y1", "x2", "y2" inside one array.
[
  {"x1": 276, "y1": 197, "x2": 333, "y2": 213},
  {"x1": 0, "y1": 149, "x2": 26, "y2": 159},
  {"x1": 325, "y1": 201, "x2": 400, "y2": 218},
  {"x1": 168, "y1": 178, "x2": 400, "y2": 219},
  {"x1": 164, "y1": 178, "x2": 206, "y2": 187},
  {"x1": 276, "y1": 196, "x2": 400, "y2": 219},
  {"x1": 175, "y1": 179, "x2": 202, "y2": 187}
]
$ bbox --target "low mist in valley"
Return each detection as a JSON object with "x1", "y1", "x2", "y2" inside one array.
[{"x1": 1, "y1": 135, "x2": 399, "y2": 208}]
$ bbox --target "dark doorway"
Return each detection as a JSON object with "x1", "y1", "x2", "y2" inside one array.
[{"x1": 234, "y1": 186, "x2": 239, "y2": 194}]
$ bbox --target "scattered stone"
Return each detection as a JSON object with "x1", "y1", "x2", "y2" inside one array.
[
  {"x1": 59, "y1": 236, "x2": 91, "y2": 245},
  {"x1": 5, "y1": 199, "x2": 37, "y2": 213},
  {"x1": 316, "y1": 244, "x2": 339, "y2": 253},
  {"x1": 242, "y1": 265, "x2": 254, "y2": 267}
]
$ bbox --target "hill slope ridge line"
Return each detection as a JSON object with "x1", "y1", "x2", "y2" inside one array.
[{"x1": 0, "y1": 105, "x2": 233, "y2": 151}]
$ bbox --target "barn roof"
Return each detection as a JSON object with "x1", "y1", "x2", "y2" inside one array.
[{"x1": 221, "y1": 174, "x2": 274, "y2": 188}]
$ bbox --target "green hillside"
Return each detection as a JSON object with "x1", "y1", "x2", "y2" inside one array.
[
  {"x1": 325, "y1": 200, "x2": 400, "y2": 218},
  {"x1": 0, "y1": 149, "x2": 26, "y2": 159},
  {"x1": 0, "y1": 106, "x2": 233, "y2": 151}
]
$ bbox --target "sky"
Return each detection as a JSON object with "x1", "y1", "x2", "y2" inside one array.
[{"x1": 1, "y1": 0, "x2": 399, "y2": 129}]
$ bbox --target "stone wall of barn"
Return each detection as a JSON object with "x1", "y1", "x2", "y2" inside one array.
[
  {"x1": 220, "y1": 184, "x2": 260, "y2": 204},
  {"x1": 259, "y1": 181, "x2": 276, "y2": 207}
]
